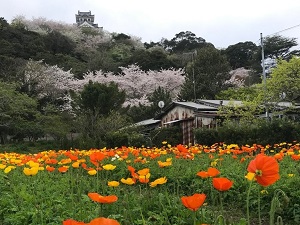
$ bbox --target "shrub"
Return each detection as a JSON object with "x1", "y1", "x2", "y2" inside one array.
[
  {"x1": 195, "y1": 118, "x2": 300, "y2": 145},
  {"x1": 150, "y1": 126, "x2": 182, "y2": 147}
]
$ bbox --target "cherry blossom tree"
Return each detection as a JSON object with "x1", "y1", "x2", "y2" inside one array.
[
  {"x1": 71, "y1": 64, "x2": 185, "y2": 106},
  {"x1": 23, "y1": 59, "x2": 75, "y2": 112},
  {"x1": 22, "y1": 60, "x2": 185, "y2": 111}
]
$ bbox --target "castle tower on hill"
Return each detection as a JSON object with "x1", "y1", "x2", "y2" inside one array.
[{"x1": 75, "y1": 10, "x2": 102, "y2": 29}]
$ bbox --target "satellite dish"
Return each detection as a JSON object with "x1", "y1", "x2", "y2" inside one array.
[
  {"x1": 279, "y1": 92, "x2": 286, "y2": 100},
  {"x1": 158, "y1": 101, "x2": 165, "y2": 109}
]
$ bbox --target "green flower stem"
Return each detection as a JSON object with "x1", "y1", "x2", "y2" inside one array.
[
  {"x1": 209, "y1": 178, "x2": 215, "y2": 205},
  {"x1": 219, "y1": 191, "x2": 224, "y2": 215},
  {"x1": 193, "y1": 211, "x2": 197, "y2": 225},
  {"x1": 258, "y1": 187, "x2": 262, "y2": 225},
  {"x1": 246, "y1": 180, "x2": 253, "y2": 225}
]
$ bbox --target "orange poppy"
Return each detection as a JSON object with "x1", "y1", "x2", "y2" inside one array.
[
  {"x1": 240, "y1": 157, "x2": 246, "y2": 163},
  {"x1": 213, "y1": 177, "x2": 233, "y2": 191},
  {"x1": 90, "y1": 152, "x2": 105, "y2": 162},
  {"x1": 177, "y1": 144, "x2": 188, "y2": 153},
  {"x1": 207, "y1": 167, "x2": 220, "y2": 177},
  {"x1": 138, "y1": 177, "x2": 150, "y2": 183},
  {"x1": 68, "y1": 154, "x2": 78, "y2": 161},
  {"x1": 127, "y1": 165, "x2": 135, "y2": 173},
  {"x1": 88, "y1": 193, "x2": 118, "y2": 204},
  {"x1": 291, "y1": 154, "x2": 300, "y2": 160},
  {"x1": 45, "y1": 158, "x2": 58, "y2": 164},
  {"x1": 63, "y1": 219, "x2": 85, "y2": 225},
  {"x1": 128, "y1": 165, "x2": 139, "y2": 179},
  {"x1": 247, "y1": 154, "x2": 280, "y2": 187},
  {"x1": 196, "y1": 171, "x2": 209, "y2": 178},
  {"x1": 137, "y1": 168, "x2": 150, "y2": 176},
  {"x1": 89, "y1": 217, "x2": 120, "y2": 225},
  {"x1": 58, "y1": 166, "x2": 68, "y2": 173},
  {"x1": 46, "y1": 166, "x2": 55, "y2": 172},
  {"x1": 181, "y1": 193, "x2": 206, "y2": 211}
]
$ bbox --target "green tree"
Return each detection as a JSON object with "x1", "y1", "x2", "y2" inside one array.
[
  {"x1": 79, "y1": 81, "x2": 126, "y2": 116},
  {"x1": 127, "y1": 87, "x2": 172, "y2": 122},
  {"x1": 222, "y1": 41, "x2": 258, "y2": 69},
  {"x1": 160, "y1": 31, "x2": 212, "y2": 53},
  {"x1": 0, "y1": 81, "x2": 43, "y2": 143},
  {"x1": 40, "y1": 105, "x2": 74, "y2": 142},
  {"x1": 126, "y1": 47, "x2": 179, "y2": 71},
  {"x1": 216, "y1": 85, "x2": 261, "y2": 102},
  {"x1": 263, "y1": 35, "x2": 299, "y2": 59},
  {"x1": 266, "y1": 57, "x2": 300, "y2": 102},
  {"x1": 44, "y1": 30, "x2": 76, "y2": 55},
  {"x1": 0, "y1": 17, "x2": 9, "y2": 29},
  {"x1": 76, "y1": 81, "x2": 126, "y2": 141},
  {"x1": 0, "y1": 55, "x2": 26, "y2": 82},
  {"x1": 147, "y1": 86, "x2": 172, "y2": 112},
  {"x1": 180, "y1": 46, "x2": 231, "y2": 100}
]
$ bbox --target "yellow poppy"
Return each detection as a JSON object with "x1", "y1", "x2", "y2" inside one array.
[
  {"x1": 245, "y1": 172, "x2": 256, "y2": 181},
  {"x1": 88, "y1": 169, "x2": 97, "y2": 175},
  {"x1": 103, "y1": 164, "x2": 116, "y2": 170},
  {"x1": 108, "y1": 181, "x2": 120, "y2": 187},
  {"x1": 26, "y1": 160, "x2": 39, "y2": 168},
  {"x1": 120, "y1": 178, "x2": 135, "y2": 185},
  {"x1": 0, "y1": 164, "x2": 6, "y2": 169},
  {"x1": 72, "y1": 161, "x2": 80, "y2": 168},
  {"x1": 23, "y1": 167, "x2": 39, "y2": 176},
  {"x1": 150, "y1": 177, "x2": 167, "y2": 187}
]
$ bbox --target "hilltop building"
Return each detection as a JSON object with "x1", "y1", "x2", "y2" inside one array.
[{"x1": 75, "y1": 10, "x2": 102, "y2": 29}]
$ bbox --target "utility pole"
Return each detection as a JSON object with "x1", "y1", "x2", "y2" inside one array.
[
  {"x1": 260, "y1": 33, "x2": 269, "y2": 119},
  {"x1": 191, "y1": 50, "x2": 197, "y2": 102},
  {"x1": 183, "y1": 50, "x2": 197, "y2": 102}
]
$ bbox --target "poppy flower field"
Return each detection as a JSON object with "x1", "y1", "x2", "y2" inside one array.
[{"x1": 0, "y1": 142, "x2": 300, "y2": 225}]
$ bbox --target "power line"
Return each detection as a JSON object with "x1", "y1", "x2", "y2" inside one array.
[
  {"x1": 256, "y1": 24, "x2": 300, "y2": 47},
  {"x1": 265, "y1": 23, "x2": 300, "y2": 38}
]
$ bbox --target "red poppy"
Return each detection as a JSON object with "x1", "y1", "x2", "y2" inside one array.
[
  {"x1": 89, "y1": 217, "x2": 120, "y2": 225},
  {"x1": 213, "y1": 177, "x2": 233, "y2": 191},
  {"x1": 247, "y1": 154, "x2": 280, "y2": 187},
  {"x1": 181, "y1": 193, "x2": 206, "y2": 211},
  {"x1": 88, "y1": 193, "x2": 118, "y2": 204}
]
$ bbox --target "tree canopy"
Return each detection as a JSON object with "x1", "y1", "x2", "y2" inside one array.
[
  {"x1": 222, "y1": 41, "x2": 258, "y2": 69},
  {"x1": 180, "y1": 46, "x2": 231, "y2": 100}
]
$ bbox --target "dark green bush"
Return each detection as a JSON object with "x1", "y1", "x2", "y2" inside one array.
[
  {"x1": 194, "y1": 128, "x2": 218, "y2": 146},
  {"x1": 105, "y1": 131, "x2": 129, "y2": 148},
  {"x1": 195, "y1": 118, "x2": 300, "y2": 145},
  {"x1": 150, "y1": 126, "x2": 182, "y2": 147}
]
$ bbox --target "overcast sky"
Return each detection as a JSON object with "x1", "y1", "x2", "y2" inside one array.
[{"x1": 1, "y1": 0, "x2": 300, "y2": 49}]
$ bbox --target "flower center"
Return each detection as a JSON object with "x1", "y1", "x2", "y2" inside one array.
[{"x1": 255, "y1": 169, "x2": 262, "y2": 176}]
